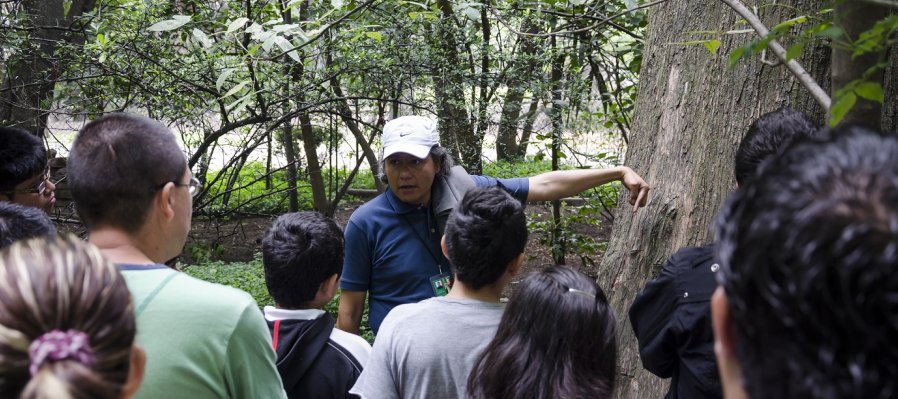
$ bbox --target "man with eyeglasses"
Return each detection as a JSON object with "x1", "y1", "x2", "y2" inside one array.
[
  {"x1": 0, "y1": 127, "x2": 56, "y2": 213},
  {"x1": 67, "y1": 113, "x2": 288, "y2": 399},
  {"x1": 338, "y1": 115, "x2": 652, "y2": 336}
]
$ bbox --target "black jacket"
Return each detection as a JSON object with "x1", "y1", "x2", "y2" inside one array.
[
  {"x1": 629, "y1": 245, "x2": 723, "y2": 399},
  {"x1": 268, "y1": 313, "x2": 363, "y2": 399}
]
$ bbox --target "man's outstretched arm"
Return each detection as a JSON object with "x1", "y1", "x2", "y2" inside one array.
[
  {"x1": 526, "y1": 166, "x2": 650, "y2": 209},
  {"x1": 337, "y1": 290, "x2": 367, "y2": 335}
]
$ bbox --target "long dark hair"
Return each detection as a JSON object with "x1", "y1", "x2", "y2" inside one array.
[{"x1": 467, "y1": 265, "x2": 617, "y2": 399}]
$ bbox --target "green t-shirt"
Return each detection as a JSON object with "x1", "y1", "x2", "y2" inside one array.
[{"x1": 121, "y1": 265, "x2": 287, "y2": 399}]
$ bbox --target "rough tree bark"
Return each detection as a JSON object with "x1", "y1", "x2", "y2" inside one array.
[
  {"x1": 0, "y1": 0, "x2": 96, "y2": 133},
  {"x1": 434, "y1": 0, "x2": 478, "y2": 173},
  {"x1": 496, "y1": 16, "x2": 541, "y2": 161},
  {"x1": 598, "y1": 1, "x2": 833, "y2": 397},
  {"x1": 832, "y1": 0, "x2": 889, "y2": 127}
]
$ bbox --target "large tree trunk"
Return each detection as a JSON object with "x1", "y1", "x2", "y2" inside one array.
[
  {"x1": 598, "y1": 1, "x2": 832, "y2": 397},
  {"x1": 496, "y1": 17, "x2": 541, "y2": 161},
  {"x1": 831, "y1": 1, "x2": 889, "y2": 128},
  {"x1": 434, "y1": 0, "x2": 477, "y2": 172},
  {"x1": 0, "y1": 0, "x2": 95, "y2": 133}
]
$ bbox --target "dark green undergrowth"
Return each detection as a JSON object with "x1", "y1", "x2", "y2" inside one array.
[
  {"x1": 201, "y1": 161, "x2": 378, "y2": 215},
  {"x1": 183, "y1": 254, "x2": 375, "y2": 343}
]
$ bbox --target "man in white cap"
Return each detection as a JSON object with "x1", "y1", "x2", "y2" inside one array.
[{"x1": 337, "y1": 115, "x2": 650, "y2": 335}]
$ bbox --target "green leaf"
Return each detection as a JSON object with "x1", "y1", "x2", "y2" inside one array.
[
  {"x1": 227, "y1": 17, "x2": 250, "y2": 34},
  {"x1": 147, "y1": 16, "x2": 191, "y2": 32},
  {"x1": 727, "y1": 46, "x2": 747, "y2": 69},
  {"x1": 829, "y1": 92, "x2": 857, "y2": 127},
  {"x1": 855, "y1": 82, "x2": 884, "y2": 103},
  {"x1": 365, "y1": 31, "x2": 383, "y2": 42},
  {"x1": 192, "y1": 28, "x2": 212, "y2": 49},
  {"x1": 771, "y1": 16, "x2": 807, "y2": 34},
  {"x1": 222, "y1": 79, "x2": 251, "y2": 99},
  {"x1": 785, "y1": 43, "x2": 804, "y2": 61},
  {"x1": 274, "y1": 37, "x2": 301, "y2": 62},
  {"x1": 702, "y1": 39, "x2": 721, "y2": 55},
  {"x1": 216, "y1": 68, "x2": 236, "y2": 92}
]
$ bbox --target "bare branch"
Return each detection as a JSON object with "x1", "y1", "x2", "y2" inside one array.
[
  {"x1": 860, "y1": 0, "x2": 898, "y2": 9},
  {"x1": 490, "y1": 0, "x2": 668, "y2": 38},
  {"x1": 719, "y1": 0, "x2": 832, "y2": 109}
]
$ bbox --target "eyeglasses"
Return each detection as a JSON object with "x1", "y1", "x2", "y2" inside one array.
[
  {"x1": 174, "y1": 176, "x2": 202, "y2": 198},
  {"x1": 0, "y1": 167, "x2": 51, "y2": 196},
  {"x1": 154, "y1": 176, "x2": 202, "y2": 198}
]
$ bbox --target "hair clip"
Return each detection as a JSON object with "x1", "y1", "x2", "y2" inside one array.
[
  {"x1": 28, "y1": 330, "x2": 95, "y2": 376},
  {"x1": 566, "y1": 287, "x2": 595, "y2": 299}
]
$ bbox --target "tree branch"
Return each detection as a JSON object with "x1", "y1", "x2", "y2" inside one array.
[
  {"x1": 860, "y1": 0, "x2": 898, "y2": 9},
  {"x1": 719, "y1": 0, "x2": 832, "y2": 109}
]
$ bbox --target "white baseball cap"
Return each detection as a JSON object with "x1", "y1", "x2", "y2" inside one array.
[{"x1": 381, "y1": 115, "x2": 439, "y2": 160}]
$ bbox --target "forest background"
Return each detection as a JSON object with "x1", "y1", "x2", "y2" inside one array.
[{"x1": 2, "y1": 0, "x2": 897, "y2": 397}]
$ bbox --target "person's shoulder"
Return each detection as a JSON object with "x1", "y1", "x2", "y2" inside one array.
[
  {"x1": 667, "y1": 245, "x2": 716, "y2": 271},
  {"x1": 167, "y1": 272, "x2": 258, "y2": 311},
  {"x1": 348, "y1": 193, "x2": 391, "y2": 222},
  {"x1": 330, "y1": 328, "x2": 372, "y2": 365}
]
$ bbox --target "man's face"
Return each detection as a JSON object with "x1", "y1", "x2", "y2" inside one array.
[
  {"x1": 384, "y1": 153, "x2": 439, "y2": 205},
  {"x1": 0, "y1": 166, "x2": 56, "y2": 213},
  {"x1": 167, "y1": 167, "x2": 194, "y2": 260}
]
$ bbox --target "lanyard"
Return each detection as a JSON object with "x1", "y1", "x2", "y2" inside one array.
[{"x1": 398, "y1": 209, "x2": 445, "y2": 274}]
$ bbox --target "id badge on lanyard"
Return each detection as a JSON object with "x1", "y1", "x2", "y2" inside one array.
[{"x1": 429, "y1": 271, "x2": 453, "y2": 297}]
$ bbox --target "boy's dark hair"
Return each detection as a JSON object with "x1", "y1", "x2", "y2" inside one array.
[
  {"x1": 262, "y1": 212, "x2": 344, "y2": 308},
  {"x1": 68, "y1": 114, "x2": 186, "y2": 233},
  {"x1": 469, "y1": 265, "x2": 616, "y2": 399},
  {"x1": 0, "y1": 127, "x2": 47, "y2": 191},
  {"x1": 444, "y1": 187, "x2": 527, "y2": 289},
  {"x1": 0, "y1": 202, "x2": 56, "y2": 248},
  {"x1": 734, "y1": 107, "x2": 818, "y2": 185},
  {"x1": 715, "y1": 125, "x2": 898, "y2": 399}
]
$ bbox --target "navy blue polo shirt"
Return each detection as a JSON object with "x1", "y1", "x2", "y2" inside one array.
[{"x1": 341, "y1": 175, "x2": 528, "y2": 334}]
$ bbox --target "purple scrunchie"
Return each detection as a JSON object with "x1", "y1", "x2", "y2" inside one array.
[{"x1": 28, "y1": 330, "x2": 96, "y2": 376}]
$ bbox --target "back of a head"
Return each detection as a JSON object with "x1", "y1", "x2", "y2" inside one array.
[
  {"x1": 468, "y1": 265, "x2": 616, "y2": 399},
  {"x1": 0, "y1": 234, "x2": 136, "y2": 399},
  {"x1": 0, "y1": 202, "x2": 56, "y2": 249},
  {"x1": 261, "y1": 212, "x2": 344, "y2": 308},
  {"x1": 443, "y1": 187, "x2": 527, "y2": 289},
  {"x1": 68, "y1": 114, "x2": 186, "y2": 233},
  {"x1": 0, "y1": 127, "x2": 46, "y2": 191},
  {"x1": 734, "y1": 107, "x2": 818, "y2": 185},
  {"x1": 715, "y1": 125, "x2": 898, "y2": 398}
]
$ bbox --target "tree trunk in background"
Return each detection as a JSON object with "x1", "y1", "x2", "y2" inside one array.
[
  {"x1": 0, "y1": 0, "x2": 95, "y2": 133},
  {"x1": 280, "y1": 122, "x2": 300, "y2": 212},
  {"x1": 496, "y1": 17, "x2": 541, "y2": 161},
  {"x1": 299, "y1": 113, "x2": 329, "y2": 212},
  {"x1": 516, "y1": 97, "x2": 539, "y2": 158},
  {"x1": 831, "y1": 1, "x2": 888, "y2": 128},
  {"x1": 598, "y1": 1, "x2": 834, "y2": 397},
  {"x1": 434, "y1": 0, "x2": 478, "y2": 173}
]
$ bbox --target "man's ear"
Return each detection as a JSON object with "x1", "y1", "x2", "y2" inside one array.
[
  {"x1": 155, "y1": 182, "x2": 176, "y2": 221},
  {"x1": 316, "y1": 273, "x2": 340, "y2": 304},
  {"x1": 507, "y1": 253, "x2": 525, "y2": 277},
  {"x1": 120, "y1": 345, "x2": 146, "y2": 399},
  {"x1": 440, "y1": 235, "x2": 448, "y2": 258},
  {"x1": 712, "y1": 286, "x2": 749, "y2": 399},
  {"x1": 712, "y1": 287, "x2": 736, "y2": 357}
]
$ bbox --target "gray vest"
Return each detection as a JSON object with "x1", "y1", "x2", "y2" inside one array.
[{"x1": 431, "y1": 165, "x2": 475, "y2": 235}]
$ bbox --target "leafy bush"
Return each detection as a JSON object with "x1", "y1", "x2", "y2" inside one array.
[
  {"x1": 201, "y1": 161, "x2": 378, "y2": 215},
  {"x1": 183, "y1": 254, "x2": 374, "y2": 343}
]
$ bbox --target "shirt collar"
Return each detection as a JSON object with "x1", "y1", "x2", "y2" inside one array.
[
  {"x1": 263, "y1": 306, "x2": 325, "y2": 321},
  {"x1": 385, "y1": 187, "x2": 429, "y2": 214}
]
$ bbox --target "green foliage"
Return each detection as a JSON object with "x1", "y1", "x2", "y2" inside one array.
[
  {"x1": 202, "y1": 161, "x2": 378, "y2": 215},
  {"x1": 183, "y1": 254, "x2": 375, "y2": 343}
]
